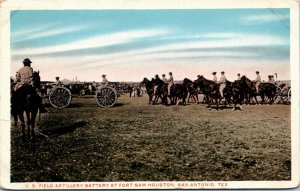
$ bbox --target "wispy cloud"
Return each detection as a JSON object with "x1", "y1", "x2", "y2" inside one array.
[
  {"x1": 12, "y1": 29, "x2": 170, "y2": 56},
  {"x1": 12, "y1": 25, "x2": 89, "y2": 43},
  {"x1": 243, "y1": 14, "x2": 289, "y2": 23}
]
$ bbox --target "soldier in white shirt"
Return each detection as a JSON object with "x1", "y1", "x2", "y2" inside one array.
[
  {"x1": 237, "y1": 73, "x2": 241, "y2": 80},
  {"x1": 218, "y1": 71, "x2": 227, "y2": 98},
  {"x1": 14, "y1": 58, "x2": 33, "y2": 91},
  {"x1": 267, "y1": 75, "x2": 276, "y2": 85},
  {"x1": 14, "y1": 58, "x2": 47, "y2": 113},
  {"x1": 99, "y1": 74, "x2": 109, "y2": 89},
  {"x1": 212, "y1": 72, "x2": 217, "y2": 83},
  {"x1": 254, "y1": 71, "x2": 261, "y2": 93},
  {"x1": 54, "y1": 77, "x2": 62, "y2": 87},
  {"x1": 162, "y1": 74, "x2": 167, "y2": 83},
  {"x1": 167, "y1": 72, "x2": 174, "y2": 96}
]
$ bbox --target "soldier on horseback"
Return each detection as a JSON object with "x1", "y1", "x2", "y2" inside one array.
[
  {"x1": 162, "y1": 74, "x2": 167, "y2": 83},
  {"x1": 218, "y1": 71, "x2": 227, "y2": 99},
  {"x1": 237, "y1": 73, "x2": 241, "y2": 80},
  {"x1": 167, "y1": 72, "x2": 174, "y2": 96},
  {"x1": 212, "y1": 72, "x2": 217, "y2": 83},
  {"x1": 13, "y1": 58, "x2": 47, "y2": 113},
  {"x1": 254, "y1": 71, "x2": 261, "y2": 93},
  {"x1": 267, "y1": 75, "x2": 276, "y2": 85}
]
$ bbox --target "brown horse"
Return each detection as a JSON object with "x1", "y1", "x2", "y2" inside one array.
[
  {"x1": 239, "y1": 75, "x2": 259, "y2": 104},
  {"x1": 183, "y1": 78, "x2": 199, "y2": 104},
  {"x1": 194, "y1": 75, "x2": 222, "y2": 109},
  {"x1": 11, "y1": 71, "x2": 41, "y2": 141}
]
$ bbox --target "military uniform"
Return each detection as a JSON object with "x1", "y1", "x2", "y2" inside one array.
[
  {"x1": 218, "y1": 73, "x2": 227, "y2": 98},
  {"x1": 167, "y1": 73, "x2": 174, "y2": 96},
  {"x1": 255, "y1": 73, "x2": 261, "y2": 92},
  {"x1": 14, "y1": 66, "x2": 33, "y2": 91},
  {"x1": 212, "y1": 72, "x2": 217, "y2": 83},
  {"x1": 162, "y1": 75, "x2": 167, "y2": 83},
  {"x1": 99, "y1": 75, "x2": 109, "y2": 89},
  {"x1": 55, "y1": 79, "x2": 62, "y2": 87},
  {"x1": 153, "y1": 75, "x2": 161, "y2": 95}
]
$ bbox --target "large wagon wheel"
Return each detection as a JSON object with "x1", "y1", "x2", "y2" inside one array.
[
  {"x1": 95, "y1": 87, "x2": 117, "y2": 108},
  {"x1": 48, "y1": 87, "x2": 72, "y2": 109}
]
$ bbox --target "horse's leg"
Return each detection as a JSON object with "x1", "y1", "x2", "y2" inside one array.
[
  {"x1": 25, "y1": 111, "x2": 31, "y2": 138},
  {"x1": 30, "y1": 109, "x2": 38, "y2": 139},
  {"x1": 18, "y1": 112, "x2": 26, "y2": 141}
]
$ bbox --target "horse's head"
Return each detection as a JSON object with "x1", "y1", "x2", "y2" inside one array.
[
  {"x1": 194, "y1": 76, "x2": 205, "y2": 88},
  {"x1": 141, "y1": 77, "x2": 149, "y2": 85},
  {"x1": 32, "y1": 71, "x2": 41, "y2": 89}
]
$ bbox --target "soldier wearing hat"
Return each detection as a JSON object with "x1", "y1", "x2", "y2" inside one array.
[
  {"x1": 267, "y1": 75, "x2": 276, "y2": 85},
  {"x1": 254, "y1": 71, "x2": 261, "y2": 93},
  {"x1": 237, "y1": 73, "x2": 241, "y2": 80},
  {"x1": 99, "y1": 74, "x2": 109, "y2": 89},
  {"x1": 218, "y1": 71, "x2": 227, "y2": 98},
  {"x1": 153, "y1": 74, "x2": 161, "y2": 95},
  {"x1": 14, "y1": 58, "x2": 47, "y2": 113},
  {"x1": 162, "y1": 74, "x2": 167, "y2": 83},
  {"x1": 166, "y1": 72, "x2": 174, "y2": 96},
  {"x1": 212, "y1": 72, "x2": 217, "y2": 83},
  {"x1": 14, "y1": 58, "x2": 33, "y2": 91},
  {"x1": 54, "y1": 76, "x2": 62, "y2": 87}
]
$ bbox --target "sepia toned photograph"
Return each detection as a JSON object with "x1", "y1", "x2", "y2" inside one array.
[{"x1": 0, "y1": 0, "x2": 299, "y2": 189}]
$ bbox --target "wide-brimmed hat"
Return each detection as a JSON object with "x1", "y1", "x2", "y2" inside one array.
[
  {"x1": 23, "y1": 58, "x2": 32, "y2": 64},
  {"x1": 102, "y1": 74, "x2": 106, "y2": 77},
  {"x1": 212, "y1": 72, "x2": 216, "y2": 74}
]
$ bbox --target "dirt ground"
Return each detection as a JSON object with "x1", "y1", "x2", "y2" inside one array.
[{"x1": 11, "y1": 93, "x2": 291, "y2": 182}]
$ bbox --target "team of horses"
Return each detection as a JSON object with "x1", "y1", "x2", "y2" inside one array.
[
  {"x1": 11, "y1": 71, "x2": 277, "y2": 141},
  {"x1": 141, "y1": 75, "x2": 277, "y2": 110}
]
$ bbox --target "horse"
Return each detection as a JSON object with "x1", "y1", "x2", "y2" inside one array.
[
  {"x1": 231, "y1": 80, "x2": 244, "y2": 110},
  {"x1": 11, "y1": 71, "x2": 41, "y2": 141},
  {"x1": 259, "y1": 82, "x2": 277, "y2": 104},
  {"x1": 183, "y1": 78, "x2": 199, "y2": 104},
  {"x1": 239, "y1": 75, "x2": 259, "y2": 104},
  {"x1": 141, "y1": 78, "x2": 158, "y2": 105},
  {"x1": 194, "y1": 75, "x2": 222, "y2": 109}
]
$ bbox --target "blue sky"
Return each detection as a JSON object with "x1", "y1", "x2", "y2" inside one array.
[{"x1": 10, "y1": 9, "x2": 290, "y2": 82}]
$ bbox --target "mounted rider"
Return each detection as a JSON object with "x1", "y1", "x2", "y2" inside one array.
[
  {"x1": 267, "y1": 75, "x2": 276, "y2": 85},
  {"x1": 212, "y1": 72, "x2": 217, "y2": 83},
  {"x1": 162, "y1": 74, "x2": 167, "y2": 83},
  {"x1": 218, "y1": 71, "x2": 227, "y2": 99},
  {"x1": 254, "y1": 71, "x2": 261, "y2": 93},
  {"x1": 237, "y1": 73, "x2": 241, "y2": 80},
  {"x1": 13, "y1": 58, "x2": 47, "y2": 113},
  {"x1": 167, "y1": 72, "x2": 174, "y2": 96},
  {"x1": 153, "y1": 74, "x2": 161, "y2": 95}
]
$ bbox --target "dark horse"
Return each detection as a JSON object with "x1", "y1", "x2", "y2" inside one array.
[
  {"x1": 194, "y1": 76, "x2": 220, "y2": 109},
  {"x1": 231, "y1": 80, "x2": 245, "y2": 110},
  {"x1": 141, "y1": 77, "x2": 163, "y2": 105},
  {"x1": 11, "y1": 71, "x2": 41, "y2": 141},
  {"x1": 239, "y1": 75, "x2": 276, "y2": 104},
  {"x1": 183, "y1": 78, "x2": 199, "y2": 104}
]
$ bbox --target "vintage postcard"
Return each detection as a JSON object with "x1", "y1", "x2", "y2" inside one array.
[{"x1": 0, "y1": 0, "x2": 299, "y2": 189}]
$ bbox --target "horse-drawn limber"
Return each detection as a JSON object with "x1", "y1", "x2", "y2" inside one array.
[{"x1": 48, "y1": 86, "x2": 118, "y2": 108}]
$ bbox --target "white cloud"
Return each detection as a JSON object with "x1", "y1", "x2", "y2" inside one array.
[
  {"x1": 12, "y1": 29, "x2": 169, "y2": 56},
  {"x1": 12, "y1": 25, "x2": 89, "y2": 42},
  {"x1": 243, "y1": 14, "x2": 289, "y2": 23}
]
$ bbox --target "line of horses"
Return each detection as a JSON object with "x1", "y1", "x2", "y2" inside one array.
[{"x1": 141, "y1": 75, "x2": 277, "y2": 111}]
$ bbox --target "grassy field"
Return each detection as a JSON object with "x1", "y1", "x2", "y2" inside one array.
[{"x1": 11, "y1": 93, "x2": 291, "y2": 182}]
